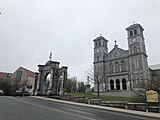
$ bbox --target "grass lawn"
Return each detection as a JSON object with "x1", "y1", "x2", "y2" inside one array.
[{"x1": 69, "y1": 92, "x2": 143, "y2": 102}]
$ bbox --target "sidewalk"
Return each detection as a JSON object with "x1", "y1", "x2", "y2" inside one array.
[{"x1": 32, "y1": 96, "x2": 160, "y2": 119}]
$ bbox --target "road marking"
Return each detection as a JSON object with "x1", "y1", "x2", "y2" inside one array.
[{"x1": 7, "y1": 97, "x2": 96, "y2": 120}]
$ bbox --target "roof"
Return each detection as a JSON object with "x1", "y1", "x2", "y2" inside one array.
[
  {"x1": 93, "y1": 35, "x2": 108, "y2": 42},
  {"x1": 0, "y1": 72, "x2": 10, "y2": 79},
  {"x1": 20, "y1": 67, "x2": 35, "y2": 78},
  {"x1": 126, "y1": 23, "x2": 144, "y2": 31},
  {"x1": 149, "y1": 64, "x2": 160, "y2": 70}
]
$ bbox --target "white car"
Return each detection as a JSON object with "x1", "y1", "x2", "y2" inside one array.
[{"x1": 0, "y1": 90, "x2": 4, "y2": 96}]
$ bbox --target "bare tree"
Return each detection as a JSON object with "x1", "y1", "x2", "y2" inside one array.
[
  {"x1": 85, "y1": 65, "x2": 105, "y2": 97},
  {"x1": 66, "y1": 78, "x2": 77, "y2": 93}
]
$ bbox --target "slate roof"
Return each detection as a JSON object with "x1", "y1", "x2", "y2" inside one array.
[
  {"x1": 0, "y1": 72, "x2": 12, "y2": 79},
  {"x1": 19, "y1": 67, "x2": 35, "y2": 78},
  {"x1": 0, "y1": 72, "x2": 8, "y2": 79},
  {"x1": 149, "y1": 64, "x2": 160, "y2": 70}
]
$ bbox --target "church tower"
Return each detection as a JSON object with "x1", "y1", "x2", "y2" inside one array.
[
  {"x1": 93, "y1": 35, "x2": 108, "y2": 91},
  {"x1": 126, "y1": 23, "x2": 150, "y2": 90}
]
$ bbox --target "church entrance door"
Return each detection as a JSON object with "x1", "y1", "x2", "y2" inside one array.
[
  {"x1": 116, "y1": 79, "x2": 120, "y2": 90},
  {"x1": 122, "y1": 78, "x2": 127, "y2": 90},
  {"x1": 110, "y1": 80, "x2": 114, "y2": 90}
]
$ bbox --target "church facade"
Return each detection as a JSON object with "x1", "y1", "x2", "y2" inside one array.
[{"x1": 93, "y1": 23, "x2": 150, "y2": 91}]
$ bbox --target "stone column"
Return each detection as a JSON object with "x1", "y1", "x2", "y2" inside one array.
[
  {"x1": 52, "y1": 69, "x2": 58, "y2": 95},
  {"x1": 35, "y1": 65, "x2": 44, "y2": 95},
  {"x1": 33, "y1": 72, "x2": 39, "y2": 95},
  {"x1": 127, "y1": 80, "x2": 130, "y2": 91},
  {"x1": 120, "y1": 80, "x2": 123, "y2": 90},
  {"x1": 114, "y1": 80, "x2": 116, "y2": 90},
  {"x1": 35, "y1": 71, "x2": 42, "y2": 95},
  {"x1": 41, "y1": 75, "x2": 47, "y2": 95},
  {"x1": 108, "y1": 82, "x2": 110, "y2": 91},
  {"x1": 59, "y1": 66, "x2": 68, "y2": 95}
]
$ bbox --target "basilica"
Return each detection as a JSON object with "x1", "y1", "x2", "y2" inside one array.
[{"x1": 93, "y1": 23, "x2": 157, "y2": 92}]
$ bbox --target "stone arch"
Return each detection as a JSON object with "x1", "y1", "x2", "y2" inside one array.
[
  {"x1": 44, "y1": 73, "x2": 51, "y2": 93},
  {"x1": 35, "y1": 60, "x2": 68, "y2": 96},
  {"x1": 116, "y1": 79, "x2": 120, "y2": 90},
  {"x1": 122, "y1": 78, "x2": 127, "y2": 90},
  {"x1": 110, "y1": 80, "x2": 114, "y2": 90}
]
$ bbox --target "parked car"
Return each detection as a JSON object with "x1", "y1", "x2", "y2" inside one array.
[
  {"x1": 14, "y1": 90, "x2": 23, "y2": 97},
  {"x1": 0, "y1": 90, "x2": 4, "y2": 96},
  {"x1": 23, "y1": 91, "x2": 31, "y2": 96}
]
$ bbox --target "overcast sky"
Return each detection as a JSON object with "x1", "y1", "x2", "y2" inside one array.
[{"x1": 0, "y1": 0, "x2": 160, "y2": 82}]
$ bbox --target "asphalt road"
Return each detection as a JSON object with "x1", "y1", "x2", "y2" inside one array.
[{"x1": 0, "y1": 96, "x2": 157, "y2": 120}]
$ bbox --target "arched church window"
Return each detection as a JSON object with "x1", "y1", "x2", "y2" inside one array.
[
  {"x1": 134, "y1": 29, "x2": 137, "y2": 35},
  {"x1": 136, "y1": 77, "x2": 141, "y2": 84},
  {"x1": 134, "y1": 58, "x2": 139, "y2": 69},
  {"x1": 133, "y1": 46, "x2": 137, "y2": 54},
  {"x1": 109, "y1": 63, "x2": 113, "y2": 73},
  {"x1": 130, "y1": 31, "x2": 133, "y2": 36},
  {"x1": 121, "y1": 61, "x2": 126, "y2": 72},
  {"x1": 99, "y1": 41, "x2": 101, "y2": 46},
  {"x1": 97, "y1": 55, "x2": 99, "y2": 62},
  {"x1": 95, "y1": 42, "x2": 98, "y2": 47},
  {"x1": 115, "y1": 62, "x2": 120, "y2": 73}
]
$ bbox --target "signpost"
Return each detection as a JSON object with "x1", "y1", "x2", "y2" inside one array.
[{"x1": 146, "y1": 90, "x2": 160, "y2": 112}]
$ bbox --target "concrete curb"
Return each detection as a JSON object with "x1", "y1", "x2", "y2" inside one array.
[{"x1": 31, "y1": 96, "x2": 160, "y2": 119}]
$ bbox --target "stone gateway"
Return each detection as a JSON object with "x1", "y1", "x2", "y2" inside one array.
[{"x1": 34, "y1": 60, "x2": 67, "y2": 96}]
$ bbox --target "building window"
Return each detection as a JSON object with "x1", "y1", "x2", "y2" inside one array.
[
  {"x1": 134, "y1": 29, "x2": 137, "y2": 35},
  {"x1": 121, "y1": 61, "x2": 126, "y2": 72},
  {"x1": 105, "y1": 42, "x2": 107, "y2": 48},
  {"x1": 109, "y1": 63, "x2": 113, "y2": 73},
  {"x1": 97, "y1": 55, "x2": 99, "y2": 62},
  {"x1": 99, "y1": 41, "x2": 101, "y2": 46},
  {"x1": 16, "y1": 71, "x2": 22, "y2": 81},
  {"x1": 130, "y1": 31, "x2": 133, "y2": 36},
  {"x1": 134, "y1": 58, "x2": 139, "y2": 69},
  {"x1": 135, "y1": 77, "x2": 141, "y2": 84},
  {"x1": 133, "y1": 46, "x2": 137, "y2": 54},
  {"x1": 115, "y1": 62, "x2": 120, "y2": 73},
  {"x1": 95, "y1": 42, "x2": 98, "y2": 47}
]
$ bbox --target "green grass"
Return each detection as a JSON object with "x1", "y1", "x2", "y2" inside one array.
[{"x1": 69, "y1": 92, "x2": 143, "y2": 102}]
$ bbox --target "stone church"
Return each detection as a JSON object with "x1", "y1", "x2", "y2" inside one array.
[{"x1": 93, "y1": 23, "x2": 151, "y2": 91}]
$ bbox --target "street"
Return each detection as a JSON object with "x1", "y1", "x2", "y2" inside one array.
[{"x1": 0, "y1": 96, "x2": 157, "y2": 120}]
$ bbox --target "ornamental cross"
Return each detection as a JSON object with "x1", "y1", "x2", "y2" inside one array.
[
  {"x1": 49, "y1": 52, "x2": 52, "y2": 61},
  {"x1": 114, "y1": 40, "x2": 117, "y2": 45}
]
